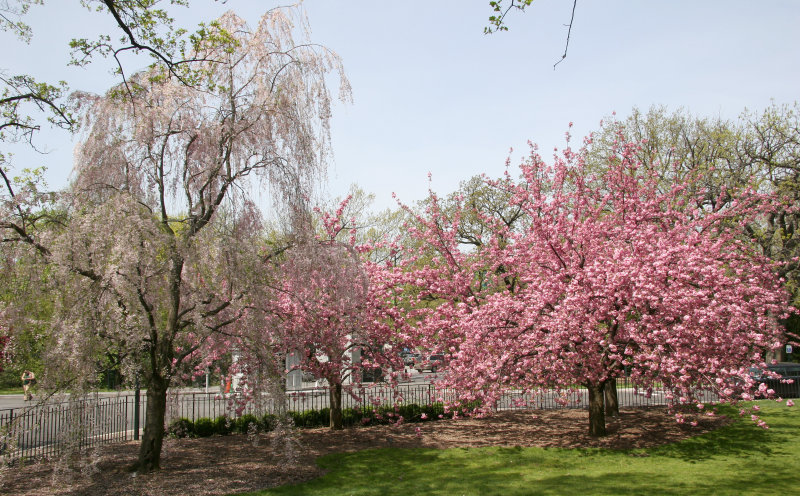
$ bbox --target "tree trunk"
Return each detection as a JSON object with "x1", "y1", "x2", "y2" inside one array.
[
  {"x1": 587, "y1": 382, "x2": 607, "y2": 437},
  {"x1": 604, "y1": 379, "x2": 619, "y2": 417},
  {"x1": 135, "y1": 376, "x2": 168, "y2": 472},
  {"x1": 329, "y1": 381, "x2": 343, "y2": 430}
]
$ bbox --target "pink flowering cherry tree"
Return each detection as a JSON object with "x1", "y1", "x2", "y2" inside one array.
[
  {"x1": 396, "y1": 133, "x2": 791, "y2": 436},
  {"x1": 258, "y1": 197, "x2": 407, "y2": 429}
]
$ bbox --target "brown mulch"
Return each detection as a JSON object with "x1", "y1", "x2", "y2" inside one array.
[{"x1": 0, "y1": 407, "x2": 730, "y2": 496}]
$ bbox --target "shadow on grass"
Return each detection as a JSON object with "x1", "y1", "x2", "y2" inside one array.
[
  {"x1": 647, "y1": 402, "x2": 796, "y2": 462},
  {"x1": 263, "y1": 443, "x2": 798, "y2": 496},
  {"x1": 250, "y1": 402, "x2": 800, "y2": 496}
]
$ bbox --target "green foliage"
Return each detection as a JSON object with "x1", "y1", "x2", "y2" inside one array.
[
  {"x1": 289, "y1": 408, "x2": 330, "y2": 428},
  {"x1": 214, "y1": 415, "x2": 232, "y2": 436},
  {"x1": 164, "y1": 403, "x2": 454, "y2": 439},
  {"x1": 71, "y1": 0, "x2": 226, "y2": 86},
  {"x1": 486, "y1": 0, "x2": 534, "y2": 33},
  {"x1": 193, "y1": 417, "x2": 215, "y2": 437},
  {"x1": 0, "y1": 75, "x2": 72, "y2": 145},
  {"x1": 0, "y1": 0, "x2": 43, "y2": 42},
  {"x1": 261, "y1": 414, "x2": 278, "y2": 432},
  {"x1": 233, "y1": 414, "x2": 260, "y2": 434}
]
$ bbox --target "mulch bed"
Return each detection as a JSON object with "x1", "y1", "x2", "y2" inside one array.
[{"x1": 0, "y1": 407, "x2": 731, "y2": 496}]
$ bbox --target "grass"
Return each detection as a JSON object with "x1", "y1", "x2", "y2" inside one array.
[
  {"x1": 237, "y1": 401, "x2": 800, "y2": 496},
  {"x1": 0, "y1": 387, "x2": 24, "y2": 395}
]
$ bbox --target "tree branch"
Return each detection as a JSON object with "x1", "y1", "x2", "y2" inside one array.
[{"x1": 553, "y1": 0, "x2": 578, "y2": 70}]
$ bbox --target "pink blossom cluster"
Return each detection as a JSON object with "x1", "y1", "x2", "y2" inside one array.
[{"x1": 259, "y1": 196, "x2": 408, "y2": 400}]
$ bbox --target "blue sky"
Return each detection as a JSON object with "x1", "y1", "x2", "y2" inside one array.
[{"x1": 3, "y1": 0, "x2": 799, "y2": 212}]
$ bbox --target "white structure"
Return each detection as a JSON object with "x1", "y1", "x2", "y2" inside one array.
[
  {"x1": 286, "y1": 351, "x2": 303, "y2": 390},
  {"x1": 284, "y1": 341, "x2": 364, "y2": 391}
]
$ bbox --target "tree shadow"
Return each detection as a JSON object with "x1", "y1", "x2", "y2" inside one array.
[{"x1": 646, "y1": 404, "x2": 796, "y2": 462}]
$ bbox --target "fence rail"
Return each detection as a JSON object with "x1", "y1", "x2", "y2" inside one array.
[
  {"x1": 0, "y1": 377, "x2": 726, "y2": 462},
  {"x1": 1, "y1": 396, "x2": 135, "y2": 461}
]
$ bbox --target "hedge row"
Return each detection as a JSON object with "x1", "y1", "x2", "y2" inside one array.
[{"x1": 166, "y1": 402, "x2": 455, "y2": 438}]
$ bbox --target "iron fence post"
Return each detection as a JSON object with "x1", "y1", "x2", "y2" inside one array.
[{"x1": 134, "y1": 375, "x2": 140, "y2": 441}]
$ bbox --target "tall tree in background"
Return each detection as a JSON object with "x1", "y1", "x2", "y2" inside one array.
[
  {"x1": 0, "y1": 8, "x2": 349, "y2": 472},
  {"x1": 395, "y1": 131, "x2": 790, "y2": 436}
]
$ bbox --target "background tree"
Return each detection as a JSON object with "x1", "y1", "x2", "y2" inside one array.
[
  {"x1": 0, "y1": 250, "x2": 51, "y2": 385},
  {"x1": 318, "y1": 185, "x2": 410, "y2": 264},
  {"x1": 238, "y1": 198, "x2": 404, "y2": 429},
  {"x1": 395, "y1": 132, "x2": 790, "y2": 437},
  {"x1": 438, "y1": 174, "x2": 525, "y2": 248},
  {"x1": 0, "y1": 8, "x2": 349, "y2": 472}
]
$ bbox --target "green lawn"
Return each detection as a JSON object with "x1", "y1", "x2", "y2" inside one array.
[{"x1": 238, "y1": 401, "x2": 799, "y2": 496}]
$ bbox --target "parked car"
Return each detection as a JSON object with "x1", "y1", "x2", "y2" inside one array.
[
  {"x1": 414, "y1": 354, "x2": 445, "y2": 373},
  {"x1": 403, "y1": 353, "x2": 421, "y2": 367},
  {"x1": 753, "y1": 362, "x2": 800, "y2": 398}
]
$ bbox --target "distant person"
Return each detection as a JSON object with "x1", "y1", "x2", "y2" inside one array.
[{"x1": 21, "y1": 370, "x2": 35, "y2": 401}]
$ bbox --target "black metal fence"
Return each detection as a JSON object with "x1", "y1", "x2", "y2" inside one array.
[
  {"x1": 1, "y1": 395, "x2": 137, "y2": 461},
  {"x1": 1, "y1": 378, "x2": 723, "y2": 462}
]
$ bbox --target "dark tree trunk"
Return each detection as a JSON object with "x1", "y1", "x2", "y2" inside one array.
[
  {"x1": 587, "y1": 382, "x2": 607, "y2": 437},
  {"x1": 329, "y1": 381, "x2": 343, "y2": 430},
  {"x1": 604, "y1": 379, "x2": 619, "y2": 417},
  {"x1": 133, "y1": 253, "x2": 182, "y2": 472},
  {"x1": 135, "y1": 375, "x2": 168, "y2": 472}
]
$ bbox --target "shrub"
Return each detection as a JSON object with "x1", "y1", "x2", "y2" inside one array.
[
  {"x1": 164, "y1": 402, "x2": 452, "y2": 439},
  {"x1": 167, "y1": 417, "x2": 193, "y2": 438},
  {"x1": 343, "y1": 406, "x2": 368, "y2": 427},
  {"x1": 288, "y1": 410, "x2": 302, "y2": 427},
  {"x1": 289, "y1": 408, "x2": 332, "y2": 428},
  {"x1": 194, "y1": 417, "x2": 215, "y2": 437},
  {"x1": 309, "y1": 407, "x2": 330, "y2": 427},
  {"x1": 234, "y1": 413, "x2": 260, "y2": 434},
  {"x1": 260, "y1": 413, "x2": 278, "y2": 432},
  {"x1": 214, "y1": 416, "x2": 231, "y2": 435}
]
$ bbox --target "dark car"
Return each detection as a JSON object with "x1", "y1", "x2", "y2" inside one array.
[
  {"x1": 753, "y1": 362, "x2": 800, "y2": 398},
  {"x1": 414, "y1": 354, "x2": 445, "y2": 373}
]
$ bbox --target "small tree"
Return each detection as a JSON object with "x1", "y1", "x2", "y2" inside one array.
[
  {"x1": 259, "y1": 198, "x2": 406, "y2": 429},
  {"x1": 397, "y1": 131, "x2": 791, "y2": 436}
]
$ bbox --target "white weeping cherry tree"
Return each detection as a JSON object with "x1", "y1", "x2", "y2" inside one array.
[{"x1": 0, "y1": 7, "x2": 350, "y2": 472}]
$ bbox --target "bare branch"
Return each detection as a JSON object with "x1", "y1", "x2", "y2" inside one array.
[{"x1": 553, "y1": 0, "x2": 578, "y2": 70}]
